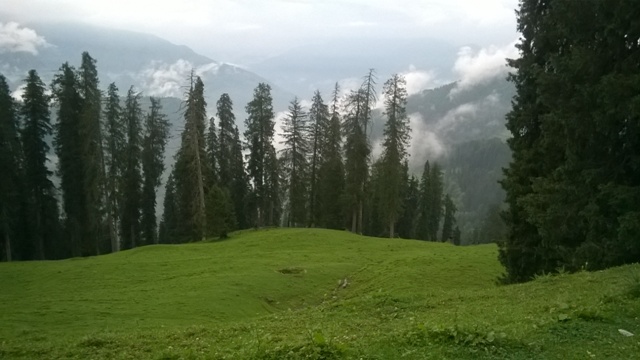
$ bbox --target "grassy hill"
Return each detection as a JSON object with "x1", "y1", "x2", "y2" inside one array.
[{"x1": 1, "y1": 228, "x2": 639, "y2": 359}]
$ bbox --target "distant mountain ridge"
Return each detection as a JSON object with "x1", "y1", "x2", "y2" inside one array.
[{"x1": 0, "y1": 21, "x2": 292, "y2": 117}]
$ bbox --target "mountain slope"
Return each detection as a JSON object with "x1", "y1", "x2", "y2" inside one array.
[
  {"x1": 1, "y1": 228, "x2": 639, "y2": 359},
  {"x1": 0, "y1": 22, "x2": 292, "y2": 116}
]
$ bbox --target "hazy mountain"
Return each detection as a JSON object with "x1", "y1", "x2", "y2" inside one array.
[
  {"x1": 0, "y1": 22, "x2": 293, "y2": 117},
  {"x1": 250, "y1": 37, "x2": 462, "y2": 98}
]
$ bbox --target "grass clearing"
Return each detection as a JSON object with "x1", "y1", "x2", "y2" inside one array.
[{"x1": 1, "y1": 228, "x2": 639, "y2": 359}]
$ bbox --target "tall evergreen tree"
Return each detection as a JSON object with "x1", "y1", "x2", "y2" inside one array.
[
  {"x1": 102, "y1": 82, "x2": 124, "y2": 252},
  {"x1": 175, "y1": 75, "x2": 207, "y2": 241},
  {"x1": 20, "y1": 70, "x2": 59, "y2": 259},
  {"x1": 317, "y1": 83, "x2": 345, "y2": 229},
  {"x1": 343, "y1": 89, "x2": 369, "y2": 233},
  {"x1": 307, "y1": 90, "x2": 329, "y2": 227},
  {"x1": 52, "y1": 63, "x2": 85, "y2": 257},
  {"x1": 141, "y1": 97, "x2": 170, "y2": 245},
  {"x1": 0, "y1": 74, "x2": 22, "y2": 261},
  {"x1": 417, "y1": 161, "x2": 444, "y2": 241},
  {"x1": 397, "y1": 168, "x2": 420, "y2": 239},
  {"x1": 216, "y1": 93, "x2": 236, "y2": 186},
  {"x1": 502, "y1": 0, "x2": 640, "y2": 282},
  {"x1": 120, "y1": 87, "x2": 143, "y2": 250},
  {"x1": 230, "y1": 126, "x2": 249, "y2": 229},
  {"x1": 78, "y1": 52, "x2": 105, "y2": 255},
  {"x1": 378, "y1": 74, "x2": 410, "y2": 238},
  {"x1": 159, "y1": 171, "x2": 178, "y2": 244},
  {"x1": 280, "y1": 97, "x2": 310, "y2": 227},
  {"x1": 205, "y1": 117, "x2": 218, "y2": 187},
  {"x1": 244, "y1": 83, "x2": 276, "y2": 227}
]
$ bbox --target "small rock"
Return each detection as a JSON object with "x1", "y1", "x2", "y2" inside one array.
[{"x1": 618, "y1": 329, "x2": 634, "y2": 337}]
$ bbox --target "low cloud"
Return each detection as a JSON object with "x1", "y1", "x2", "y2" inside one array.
[
  {"x1": 0, "y1": 22, "x2": 49, "y2": 55},
  {"x1": 401, "y1": 65, "x2": 437, "y2": 96},
  {"x1": 407, "y1": 112, "x2": 445, "y2": 170},
  {"x1": 450, "y1": 41, "x2": 518, "y2": 96},
  {"x1": 137, "y1": 59, "x2": 221, "y2": 98}
]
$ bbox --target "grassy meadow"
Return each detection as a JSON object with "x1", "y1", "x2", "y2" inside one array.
[{"x1": 0, "y1": 228, "x2": 639, "y2": 359}]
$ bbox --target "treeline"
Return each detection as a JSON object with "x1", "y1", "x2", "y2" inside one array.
[
  {"x1": 0, "y1": 52, "x2": 170, "y2": 260},
  {"x1": 501, "y1": 0, "x2": 640, "y2": 282},
  {"x1": 160, "y1": 70, "x2": 460, "y2": 244},
  {"x1": 0, "y1": 55, "x2": 460, "y2": 261}
]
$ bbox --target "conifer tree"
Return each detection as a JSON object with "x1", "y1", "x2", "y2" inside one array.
[
  {"x1": 159, "y1": 171, "x2": 178, "y2": 244},
  {"x1": 216, "y1": 93, "x2": 235, "y2": 186},
  {"x1": 397, "y1": 168, "x2": 420, "y2": 239},
  {"x1": 141, "y1": 97, "x2": 170, "y2": 245},
  {"x1": 417, "y1": 161, "x2": 444, "y2": 241},
  {"x1": 52, "y1": 63, "x2": 85, "y2": 257},
  {"x1": 317, "y1": 83, "x2": 345, "y2": 229},
  {"x1": 20, "y1": 70, "x2": 59, "y2": 259},
  {"x1": 120, "y1": 87, "x2": 143, "y2": 249},
  {"x1": 307, "y1": 90, "x2": 329, "y2": 227},
  {"x1": 280, "y1": 97, "x2": 309, "y2": 227},
  {"x1": 245, "y1": 83, "x2": 276, "y2": 227},
  {"x1": 205, "y1": 117, "x2": 218, "y2": 187},
  {"x1": 343, "y1": 89, "x2": 369, "y2": 233},
  {"x1": 230, "y1": 126, "x2": 249, "y2": 229},
  {"x1": 0, "y1": 74, "x2": 22, "y2": 261},
  {"x1": 175, "y1": 75, "x2": 207, "y2": 241},
  {"x1": 78, "y1": 52, "x2": 105, "y2": 255},
  {"x1": 378, "y1": 74, "x2": 410, "y2": 238},
  {"x1": 102, "y1": 83, "x2": 124, "y2": 252}
]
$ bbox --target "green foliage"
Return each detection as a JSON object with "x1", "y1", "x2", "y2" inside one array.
[
  {"x1": 120, "y1": 87, "x2": 143, "y2": 250},
  {"x1": 205, "y1": 185, "x2": 236, "y2": 239},
  {"x1": 279, "y1": 97, "x2": 310, "y2": 227},
  {"x1": 245, "y1": 83, "x2": 278, "y2": 227},
  {"x1": 141, "y1": 97, "x2": 170, "y2": 245},
  {"x1": 501, "y1": 0, "x2": 640, "y2": 282}
]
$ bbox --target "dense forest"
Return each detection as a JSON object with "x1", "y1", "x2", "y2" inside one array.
[
  {"x1": 500, "y1": 0, "x2": 640, "y2": 282},
  {"x1": 0, "y1": 57, "x2": 460, "y2": 261}
]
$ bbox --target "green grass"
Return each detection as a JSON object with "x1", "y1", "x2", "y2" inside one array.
[{"x1": 1, "y1": 228, "x2": 639, "y2": 359}]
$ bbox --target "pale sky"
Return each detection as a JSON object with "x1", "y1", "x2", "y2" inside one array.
[{"x1": 1, "y1": 0, "x2": 519, "y2": 63}]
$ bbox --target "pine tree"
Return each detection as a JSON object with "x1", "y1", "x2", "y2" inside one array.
[
  {"x1": 417, "y1": 161, "x2": 444, "y2": 241},
  {"x1": 205, "y1": 185, "x2": 236, "y2": 239},
  {"x1": 0, "y1": 74, "x2": 22, "y2": 261},
  {"x1": 52, "y1": 63, "x2": 85, "y2": 257},
  {"x1": 440, "y1": 194, "x2": 457, "y2": 243},
  {"x1": 230, "y1": 126, "x2": 249, "y2": 229},
  {"x1": 378, "y1": 74, "x2": 410, "y2": 238},
  {"x1": 175, "y1": 75, "x2": 207, "y2": 241},
  {"x1": 317, "y1": 83, "x2": 345, "y2": 229},
  {"x1": 141, "y1": 97, "x2": 170, "y2": 245},
  {"x1": 280, "y1": 97, "x2": 309, "y2": 227},
  {"x1": 120, "y1": 87, "x2": 143, "y2": 250},
  {"x1": 20, "y1": 69, "x2": 59, "y2": 259},
  {"x1": 159, "y1": 171, "x2": 178, "y2": 244},
  {"x1": 307, "y1": 90, "x2": 329, "y2": 227},
  {"x1": 397, "y1": 169, "x2": 420, "y2": 239},
  {"x1": 78, "y1": 52, "x2": 105, "y2": 255},
  {"x1": 343, "y1": 89, "x2": 369, "y2": 233},
  {"x1": 102, "y1": 83, "x2": 124, "y2": 252},
  {"x1": 205, "y1": 117, "x2": 218, "y2": 187},
  {"x1": 244, "y1": 83, "x2": 276, "y2": 227},
  {"x1": 216, "y1": 93, "x2": 235, "y2": 186}
]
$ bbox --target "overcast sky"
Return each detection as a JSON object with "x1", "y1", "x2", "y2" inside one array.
[{"x1": 2, "y1": 0, "x2": 519, "y2": 63}]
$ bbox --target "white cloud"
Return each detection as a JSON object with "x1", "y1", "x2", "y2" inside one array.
[
  {"x1": 401, "y1": 65, "x2": 437, "y2": 96},
  {"x1": 450, "y1": 41, "x2": 518, "y2": 95},
  {"x1": 11, "y1": 84, "x2": 26, "y2": 101},
  {"x1": 136, "y1": 59, "x2": 220, "y2": 98},
  {"x1": 407, "y1": 112, "x2": 446, "y2": 169},
  {"x1": 0, "y1": 22, "x2": 49, "y2": 55}
]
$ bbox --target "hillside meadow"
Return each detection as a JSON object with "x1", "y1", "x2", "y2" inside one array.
[{"x1": 0, "y1": 228, "x2": 639, "y2": 359}]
